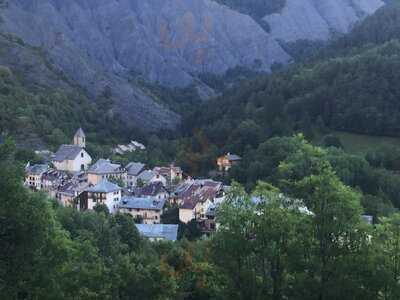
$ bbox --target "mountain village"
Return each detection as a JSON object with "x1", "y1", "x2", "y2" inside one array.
[{"x1": 24, "y1": 129, "x2": 237, "y2": 242}]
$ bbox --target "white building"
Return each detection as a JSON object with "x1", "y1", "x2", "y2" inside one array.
[
  {"x1": 126, "y1": 162, "x2": 145, "y2": 188},
  {"x1": 153, "y1": 165, "x2": 183, "y2": 186},
  {"x1": 24, "y1": 164, "x2": 49, "y2": 190},
  {"x1": 52, "y1": 128, "x2": 92, "y2": 173},
  {"x1": 137, "y1": 170, "x2": 167, "y2": 187},
  {"x1": 52, "y1": 145, "x2": 92, "y2": 173},
  {"x1": 82, "y1": 180, "x2": 122, "y2": 214},
  {"x1": 114, "y1": 140, "x2": 146, "y2": 155}
]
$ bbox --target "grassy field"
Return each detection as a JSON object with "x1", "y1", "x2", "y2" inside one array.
[{"x1": 331, "y1": 131, "x2": 400, "y2": 154}]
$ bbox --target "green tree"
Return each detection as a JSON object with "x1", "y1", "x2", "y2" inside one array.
[
  {"x1": 373, "y1": 213, "x2": 400, "y2": 299},
  {"x1": 278, "y1": 138, "x2": 366, "y2": 300}
]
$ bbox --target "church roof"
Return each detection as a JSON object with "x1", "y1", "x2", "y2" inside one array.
[
  {"x1": 74, "y1": 128, "x2": 85, "y2": 138},
  {"x1": 53, "y1": 145, "x2": 83, "y2": 162}
]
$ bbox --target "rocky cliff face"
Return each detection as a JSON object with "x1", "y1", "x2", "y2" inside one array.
[
  {"x1": 0, "y1": 0, "x2": 384, "y2": 131},
  {"x1": 264, "y1": 0, "x2": 384, "y2": 42}
]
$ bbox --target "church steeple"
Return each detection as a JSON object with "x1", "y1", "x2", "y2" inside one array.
[{"x1": 73, "y1": 128, "x2": 86, "y2": 148}]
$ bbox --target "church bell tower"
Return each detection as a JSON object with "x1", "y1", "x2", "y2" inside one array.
[{"x1": 73, "y1": 128, "x2": 86, "y2": 148}]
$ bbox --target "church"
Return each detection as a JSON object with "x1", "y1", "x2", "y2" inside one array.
[{"x1": 52, "y1": 128, "x2": 92, "y2": 173}]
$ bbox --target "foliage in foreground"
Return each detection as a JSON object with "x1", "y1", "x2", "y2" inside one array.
[{"x1": 2, "y1": 138, "x2": 400, "y2": 299}]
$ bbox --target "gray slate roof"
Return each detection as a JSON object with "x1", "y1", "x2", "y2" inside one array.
[
  {"x1": 136, "y1": 224, "x2": 178, "y2": 241},
  {"x1": 134, "y1": 182, "x2": 168, "y2": 197},
  {"x1": 26, "y1": 164, "x2": 49, "y2": 175},
  {"x1": 86, "y1": 180, "x2": 121, "y2": 193},
  {"x1": 59, "y1": 181, "x2": 89, "y2": 196},
  {"x1": 120, "y1": 196, "x2": 165, "y2": 211},
  {"x1": 137, "y1": 170, "x2": 158, "y2": 182},
  {"x1": 126, "y1": 162, "x2": 145, "y2": 176},
  {"x1": 53, "y1": 145, "x2": 83, "y2": 161},
  {"x1": 226, "y1": 154, "x2": 241, "y2": 161},
  {"x1": 88, "y1": 159, "x2": 122, "y2": 174}
]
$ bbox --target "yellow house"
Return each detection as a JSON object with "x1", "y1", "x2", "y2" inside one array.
[
  {"x1": 178, "y1": 180, "x2": 224, "y2": 224},
  {"x1": 179, "y1": 197, "x2": 213, "y2": 224},
  {"x1": 217, "y1": 153, "x2": 241, "y2": 172}
]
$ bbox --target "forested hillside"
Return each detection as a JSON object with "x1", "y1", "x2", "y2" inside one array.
[
  {"x1": 188, "y1": 4, "x2": 400, "y2": 142},
  {"x1": 0, "y1": 33, "x2": 144, "y2": 152},
  {"x1": 188, "y1": 40, "x2": 400, "y2": 146},
  {"x1": 177, "y1": 3, "x2": 400, "y2": 214},
  {"x1": 0, "y1": 65, "x2": 127, "y2": 149},
  {"x1": 186, "y1": 4, "x2": 400, "y2": 147}
]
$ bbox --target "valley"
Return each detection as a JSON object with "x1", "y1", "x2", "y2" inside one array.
[{"x1": 3, "y1": 1, "x2": 400, "y2": 299}]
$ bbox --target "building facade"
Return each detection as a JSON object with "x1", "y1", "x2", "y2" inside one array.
[
  {"x1": 53, "y1": 145, "x2": 92, "y2": 173},
  {"x1": 25, "y1": 164, "x2": 49, "y2": 190},
  {"x1": 87, "y1": 159, "x2": 127, "y2": 185},
  {"x1": 81, "y1": 180, "x2": 122, "y2": 214},
  {"x1": 119, "y1": 197, "x2": 165, "y2": 224}
]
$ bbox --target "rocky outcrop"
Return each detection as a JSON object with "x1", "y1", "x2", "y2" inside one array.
[
  {"x1": 264, "y1": 0, "x2": 385, "y2": 42},
  {"x1": 0, "y1": 0, "x2": 385, "y2": 131}
]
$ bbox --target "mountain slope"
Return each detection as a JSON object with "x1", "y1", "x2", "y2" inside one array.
[
  {"x1": 0, "y1": 0, "x2": 384, "y2": 132},
  {"x1": 264, "y1": 0, "x2": 384, "y2": 42},
  {"x1": 0, "y1": 33, "x2": 131, "y2": 149},
  {"x1": 185, "y1": 4, "x2": 400, "y2": 154}
]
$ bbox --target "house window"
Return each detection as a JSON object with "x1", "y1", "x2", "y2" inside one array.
[
  {"x1": 81, "y1": 164, "x2": 85, "y2": 171},
  {"x1": 81, "y1": 152, "x2": 84, "y2": 158}
]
